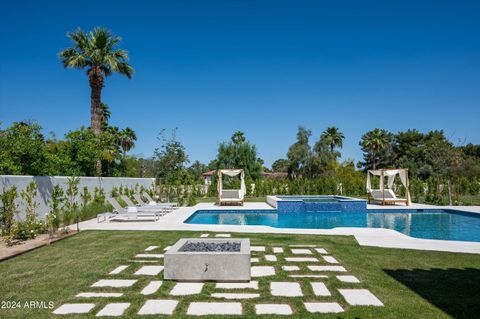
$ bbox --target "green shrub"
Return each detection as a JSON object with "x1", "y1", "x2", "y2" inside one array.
[
  {"x1": 46, "y1": 185, "x2": 64, "y2": 236},
  {"x1": 1, "y1": 186, "x2": 19, "y2": 245}
]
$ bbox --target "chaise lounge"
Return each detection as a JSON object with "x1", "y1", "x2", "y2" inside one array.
[{"x1": 99, "y1": 198, "x2": 161, "y2": 222}]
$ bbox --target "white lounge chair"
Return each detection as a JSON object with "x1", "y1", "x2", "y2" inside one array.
[
  {"x1": 142, "y1": 192, "x2": 179, "y2": 207},
  {"x1": 133, "y1": 194, "x2": 177, "y2": 211},
  {"x1": 103, "y1": 198, "x2": 161, "y2": 222},
  {"x1": 368, "y1": 189, "x2": 408, "y2": 206}
]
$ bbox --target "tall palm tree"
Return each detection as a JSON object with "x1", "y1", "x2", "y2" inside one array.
[
  {"x1": 119, "y1": 127, "x2": 137, "y2": 158},
  {"x1": 99, "y1": 103, "x2": 111, "y2": 130},
  {"x1": 320, "y1": 126, "x2": 345, "y2": 153},
  {"x1": 59, "y1": 27, "x2": 134, "y2": 175},
  {"x1": 360, "y1": 128, "x2": 391, "y2": 170}
]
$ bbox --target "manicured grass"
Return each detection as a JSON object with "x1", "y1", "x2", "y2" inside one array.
[{"x1": 0, "y1": 231, "x2": 479, "y2": 318}]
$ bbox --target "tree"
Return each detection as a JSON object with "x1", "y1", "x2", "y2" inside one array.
[
  {"x1": 287, "y1": 126, "x2": 312, "y2": 179},
  {"x1": 119, "y1": 127, "x2": 137, "y2": 158},
  {"x1": 188, "y1": 161, "x2": 208, "y2": 180},
  {"x1": 215, "y1": 132, "x2": 263, "y2": 180},
  {"x1": 0, "y1": 122, "x2": 48, "y2": 175},
  {"x1": 155, "y1": 128, "x2": 189, "y2": 182},
  {"x1": 59, "y1": 27, "x2": 134, "y2": 175},
  {"x1": 231, "y1": 131, "x2": 246, "y2": 144},
  {"x1": 99, "y1": 103, "x2": 111, "y2": 130},
  {"x1": 359, "y1": 128, "x2": 393, "y2": 170},
  {"x1": 272, "y1": 159, "x2": 289, "y2": 172},
  {"x1": 320, "y1": 126, "x2": 344, "y2": 153}
]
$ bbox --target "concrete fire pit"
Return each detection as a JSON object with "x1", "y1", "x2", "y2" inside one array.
[{"x1": 164, "y1": 238, "x2": 250, "y2": 282}]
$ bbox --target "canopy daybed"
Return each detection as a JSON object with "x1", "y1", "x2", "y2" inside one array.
[
  {"x1": 217, "y1": 169, "x2": 246, "y2": 206},
  {"x1": 366, "y1": 168, "x2": 411, "y2": 206}
]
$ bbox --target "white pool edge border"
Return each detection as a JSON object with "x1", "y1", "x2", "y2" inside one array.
[{"x1": 77, "y1": 202, "x2": 480, "y2": 254}]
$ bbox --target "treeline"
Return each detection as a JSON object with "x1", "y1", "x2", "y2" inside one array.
[{"x1": 0, "y1": 121, "x2": 147, "y2": 177}]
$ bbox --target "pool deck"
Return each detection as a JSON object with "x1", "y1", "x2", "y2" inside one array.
[{"x1": 78, "y1": 202, "x2": 480, "y2": 254}]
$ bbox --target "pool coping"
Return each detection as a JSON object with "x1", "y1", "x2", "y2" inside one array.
[{"x1": 77, "y1": 202, "x2": 480, "y2": 254}]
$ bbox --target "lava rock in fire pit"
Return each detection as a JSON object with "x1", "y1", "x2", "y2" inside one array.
[{"x1": 179, "y1": 241, "x2": 241, "y2": 252}]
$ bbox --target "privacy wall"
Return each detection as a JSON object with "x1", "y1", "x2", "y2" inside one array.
[{"x1": 0, "y1": 175, "x2": 155, "y2": 219}]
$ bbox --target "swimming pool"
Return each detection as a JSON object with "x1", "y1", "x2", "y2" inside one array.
[{"x1": 185, "y1": 209, "x2": 480, "y2": 242}]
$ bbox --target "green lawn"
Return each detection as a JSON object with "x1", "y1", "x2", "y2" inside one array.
[{"x1": 0, "y1": 231, "x2": 479, "y2": 318}]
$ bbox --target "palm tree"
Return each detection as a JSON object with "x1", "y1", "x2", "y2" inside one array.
[
  {"x1": 360, "y1": 128, "x2": 391, "y2": 170},
  {"x1": 320, "y1": 126, "x2": 345, "y2": 153},
  {"x1": 99, "y1": 103, "x2": 111, "y2": 130},
  {"x1": 119, "y1": 127, "x2": 137, "y2": 158},
  {"x1": 59, "y1": 27, "x2": 134, "y2": 175}
]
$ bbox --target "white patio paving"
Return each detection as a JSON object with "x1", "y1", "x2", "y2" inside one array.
[{"x1": 75, "y1": 201, "x2": 480, "y2": 254}]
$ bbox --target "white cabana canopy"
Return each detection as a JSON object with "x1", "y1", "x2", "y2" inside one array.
[
  {"x1": 217, "y1": 169, "x2": 246, "y2": 205},
  {"x1": 366, "y1": 168, "x2": 411, "y2": 205}
]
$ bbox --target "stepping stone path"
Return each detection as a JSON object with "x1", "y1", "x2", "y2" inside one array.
[
  {"x1": 308, "y1": 265, "x2": 347, "y2": 272},
  {"x1": 109, "y1": 265, "x2": 128, "y2": 274},
  {"x1": 212, "y1": 293, "x2": 260, "y2": 299},
  {"x1": 55, "y1": 242, "x2": 383, "y2": 317},
  {"x1": 304, "y1": 302, "x2": 344, "y2": 313},
  {"x1": 265, "y1": 254, "x2": 277, "y2": 261},
  {"x1": 271, "y1": 282, "x2": 303, "y2": 297},
  {"x1": 251, "y1": 266, "x2": 275, "y2": 277},
  {"x1": 215, "y1": 234, "x2": 231, "y2": 237},
  {"x1": 138, "y1": 300, "x2": 178, "y2": 315},
  {"x1": 285, "y1": 257, "x2": 319, "y2": 262},
  {"x1": 337, "y1": 275, "x2": 360, "y2": 283},
  {"x1": 134, "y1": 265, "x2": 164, "y2": 276},
  {"x1": 338, "y1": 289, "x2": 384, "y2": 306},
  {"x1": 135, "y1": 253, "x2": 163, "y2": 259},
  {"x1": 141, "y1": 281, "x2": 163, "y2": 295},
  {"x1": 291, "y1": 248, "x2": 312, "y2": 255},
  {"x1": 289, "y1": 274, "x2": 328, "y2": 278},
  {"x1": 91, "y1": 279, "x2": 137, "y2": 288},
  {"x1": 163, "y1": 246, "x2": 172, "y2": 251},
  {"x1": 216, "y1": 281, "x2": 259, "y2": 289},
  {"x1": 170, "y1": 282, "x2": 204, "y2": 296},
  {"x1": 322, "y1": 255, "x2": 339, "y2": 264},
  {"x1": 77, "y1": 292, "x2": 123, "y2": 298},
  {"x1": 187, "y1": 302, "x2": 242, "y2": 315},
  {"x1": 200, "y1": 234, "x2": 209, "y2": 237},
  {"x1": 97, "y1": 303, "x2": 130, "y2": 316},
  {"x1": 53, "y1": 303, "x2": 95, "y2": 315},
  {"x1": 255, "y1": 304, "x2": 293, "y2": 315},
  {"x1": 282, "y1": 265, "x2": 300, "y2": 271},
  {"x1": 289, "y1": 244, "x2": 316, "y2": 247},
  {"x1": 311, "y1": 282, "x2": 331, "y2": 296}
]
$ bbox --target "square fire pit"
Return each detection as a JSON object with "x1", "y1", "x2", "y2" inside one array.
[{"x1": 164, "y1": 238, "x2": 250, "y2": 282}]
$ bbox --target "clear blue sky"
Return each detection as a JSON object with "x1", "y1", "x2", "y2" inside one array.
[{"x1": 1, "y1": 1, "x2": 479, "y2": 167}]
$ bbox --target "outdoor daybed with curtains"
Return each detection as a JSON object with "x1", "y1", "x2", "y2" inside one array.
[
  {"x1": 217, "y1": 169, "x2": 246, "y2": 206},
  {"x1": 366, "y1": 168, "x2": 411, "y2": 206}
]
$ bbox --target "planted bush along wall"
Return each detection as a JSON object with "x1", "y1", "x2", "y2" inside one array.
[{"x1": 0, "y1": 175, "x2": 155, "y2": 219}]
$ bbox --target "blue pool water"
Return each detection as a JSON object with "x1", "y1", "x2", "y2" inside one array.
[{"x1": 185, "y1": 209, "x2": 480, "y2": 242}]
